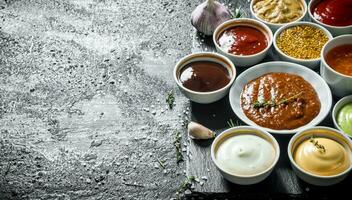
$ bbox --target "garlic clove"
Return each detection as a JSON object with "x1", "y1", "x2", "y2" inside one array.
[
  {"x1": 188, "y1": 121, "x2": 215, "y2": 139},
  {"x1": 191, "y1": 0, "x2": 232, "y2": 35}
]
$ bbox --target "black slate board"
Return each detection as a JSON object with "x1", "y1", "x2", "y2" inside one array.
[{"x1": 186, "y1": 0, "x2": 352, "y2": 199}]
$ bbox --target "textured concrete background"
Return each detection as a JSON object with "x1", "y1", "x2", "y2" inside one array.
[{"x1": 0, "y1": 0, "x2": 197, "y2": 199}]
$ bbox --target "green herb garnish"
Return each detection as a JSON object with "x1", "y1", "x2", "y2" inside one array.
[
  {"x1": 253, "y1": 91, "x2": 303, "y2": 109},
  {"x1": 166, "y1": 91, "x2": 175, "y2": 109},
  {"x1": 176, "y1": 176, "x2": 197, "y2": 199},
  {"x1": 253, "y1": 100, "x2": 276, "y2": 108},
  {"x1": 277, "y1": 91, "x2": 303, "y2": 105},
  {"x1": 310, "y1": 136, "x2": 326, "y2": 154},
  {"x1": 156, "y1": 158, "x2": 166, "y2": 169},
  {"x1": 173, "y1": 132, "x2": 183, "y2": 164},
  {"x1": 227, "y1": 118, "x2": 241, "y2": 128},
  {"x1": 233, "y1": 6, "x2": 242, "y2": 18}
]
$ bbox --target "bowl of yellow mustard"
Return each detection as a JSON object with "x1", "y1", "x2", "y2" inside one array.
[
  {"x1": 288, "y1": 126, "x2": 352, "y2": 186},
  {"x1": 250, "y1": 0, "x2": 307, "y2": 32}
]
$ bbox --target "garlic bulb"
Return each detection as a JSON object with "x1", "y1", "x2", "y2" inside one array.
[
  {"x1": 188, "y1": 121, "x2": 215, "y2": 139},
  {"x1": 191, "y1": 0, "x2": 232, "y2": 35}
]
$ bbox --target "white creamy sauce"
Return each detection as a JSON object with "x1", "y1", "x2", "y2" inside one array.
[{"x1": 216, "y1": 134, "x2": 275, "y2": 175}]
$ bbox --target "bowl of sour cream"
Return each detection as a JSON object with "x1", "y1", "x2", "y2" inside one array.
[{"x1": 211, "y1": 126, "x2": 280, "y2": 185}]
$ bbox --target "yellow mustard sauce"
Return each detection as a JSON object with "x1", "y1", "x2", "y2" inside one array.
[{"x1": 294, "y1": 137, "x2": 350, "y2": 176}]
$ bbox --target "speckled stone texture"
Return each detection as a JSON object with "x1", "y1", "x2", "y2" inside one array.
[{"x1": 0, "y1": 0, "x2": 195, "y2": 199}]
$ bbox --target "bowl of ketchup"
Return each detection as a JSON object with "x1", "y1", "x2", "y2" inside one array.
[
  {"x1": 213, "y1": 18, "x2": 273, "y2": 67},
  {"x1": 309, "y1": 0, "x2": 352, "y2": 36}
]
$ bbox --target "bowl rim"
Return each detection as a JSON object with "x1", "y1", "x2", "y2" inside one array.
[
  {"x1": 287, "y1": 126, "x2": 352, "y2": 179},
  {"x1": 250, "y1": 0, "x2": 307, "y2": 27},
  {"x1": 229, "y1": 61, "x2": 333, "y2": 134},
  {"x1": 321, "y1": 34, "x2": 352, "y2": 79},
  {"x1": 332, "y1": 95, "x2": 352, "y2": 138},
  {"x1": 211, "y1": 126, "x2": 280, "y2": 178},
  {"x1": 308, "y1": 0, "x2": 352, "y2": 29},
  {"x1": 173, "y1": 52, "x2": 236, "y2": 95},
  {"x1": 212, "y1": 18, "x2": 273, "y2": 58},
  {"x1": 273, "y1": 21, "x2": 333, "y2": 62}
]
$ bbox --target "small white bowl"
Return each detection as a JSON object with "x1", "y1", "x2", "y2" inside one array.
[
  {"x1": 250, "y1": 0, "x2": 307, "y2": 32},
  {"x1": 308, "y1": 0, "x2": 352, "y2": 36},
  {"x1": 229, "y1": 61, "x2": 332, "y2": 134},
  {"x1": 320, "y1": 34, "x2": 352, "y2": 98},
  {"x1": 173, "y1": 52, "x2": 236, "y2": 104},
  {"x1": 211, "y1": 126, "x2": 280, "y2": 185},
  {"x1": 288, "y1": 126, "x2": 352, "y2": 186},
  {"x1": 332, "y1": 95, "x2": 352, "y2": 138},
  {"x1": 213, "y1": 18, "x2": 273, "y2": 67},
  {"x1": 273, "y1": 21, "x2": 333, "y2": 69}
]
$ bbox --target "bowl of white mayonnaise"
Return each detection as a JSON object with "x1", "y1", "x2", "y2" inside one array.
[{"x1": 211, "y1": 126, "x2": 280, "y2": 185}]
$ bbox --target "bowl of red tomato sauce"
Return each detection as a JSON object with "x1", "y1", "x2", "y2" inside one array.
[
  {"x1": 308, "y1": 0, "x2": 352, "y2": 36},
  {"x1": 213, "y1": 18, "x2": 273, "y2": 67}
]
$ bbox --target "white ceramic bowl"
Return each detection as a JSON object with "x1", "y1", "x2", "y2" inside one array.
[
  {"x1": 288, "y1": 126, "x2": 352, "y2": 186},
  {"x1": 174, "y1": 52, "x2": 236, "y2": 104},
  {"x1": 250, "y1": 0, "x2": 307, "y2": 32},
  {"x1": 211, "y1": 126, "x2": 280, "y2": 185},
  {"x1": 213, "y1": 18, "x2": 272, "y2": 67},
  {"x1": 320, "y1": 35, "x2": 352, "y2": 98},
  {"x1": 229, "y1": 61, "x2": 332, "y2": 134},
  {"x1": 332, "y1": 95, "x2": 352, "y2": 138},
  {"x1": 308, "y1": 0, "x2": 352, "y2": 36},
  {"x1": 273, "y1": 21, "x2": 333, "y2": 69}
]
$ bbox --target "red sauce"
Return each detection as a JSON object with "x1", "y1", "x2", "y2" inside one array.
[
  {"x1": 179, "y1": 61, "x2": 231, "y2": 92},
  {"x1": 312, "y1": 0, "x2": 352, "y2": 26},
  {"x1": 325, "y1": 44, "x2": 352, "y2": 76},
  {"x1": 218, "y1": 26, "x2": 268, "y2": 56}
]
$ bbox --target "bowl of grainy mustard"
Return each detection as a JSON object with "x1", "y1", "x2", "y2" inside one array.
[{"x1": 273, "y1": 22, "x2": 333, "y2": 69}]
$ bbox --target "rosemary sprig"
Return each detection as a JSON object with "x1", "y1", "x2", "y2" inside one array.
[
  {"x1": 253, "y1": 100, "x2": 276, "y2": 108},
  {"x1": 227, "y1": 118, "x2": 241, "y2": 128},
  {"x1": 166, "y1": 91, "x2": 175, "y2": 109},
  {"x1": 253, "y1": 91, "x2": 303, "y2": 109},
  {"x1": 156, "y1": 158, "x2": 166, "y2": 169},
  {"x1": 310, "y1": 136, "x2": 326, "y2": 153},
  {"x1": 232, "y1": 6, "x2": 242, "y2": 18},
  {"x1": 176, "y1": 176, "x2": 197, "y2": 199},
  {"x1": 173, "y1": 132, "x2": 184, "y2": 164},
  {"x1": 277, "y1": 91, "x2": 303, "y2": 105}
]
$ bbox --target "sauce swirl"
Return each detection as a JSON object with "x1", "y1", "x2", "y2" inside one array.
[
  {"x1": 240, "y1": 73, "x2": 321, "y2": 130},
  {"x1": 216, "y1": 134, "x2": 275, "y2": 175},
  {"x1": 294, "y1": 137, "x2": 350, "y2": 176}
]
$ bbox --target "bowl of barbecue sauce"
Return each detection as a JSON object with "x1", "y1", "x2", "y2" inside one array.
[{"x1": 174, "y1": 52, "x2": 236, "y2": 104}]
